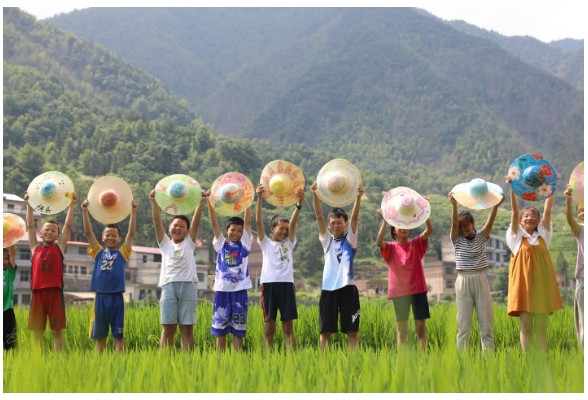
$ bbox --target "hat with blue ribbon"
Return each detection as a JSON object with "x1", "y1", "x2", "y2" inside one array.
[
  {"x1": 26, "y1": 171, "x2": 74, "y2": 214},
  {"x1": 451, "y1": 179, "x2": 503, "y2": 210},
  {"x1": 508, "y1": 154, "x2": 558, "y2": 202},
  {"x1": 154, "y1": 174, "x2": 202, "y2": 215}
]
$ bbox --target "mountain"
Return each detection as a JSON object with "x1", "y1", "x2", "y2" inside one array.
[{"x1": 549, "y1": 38, "x2": 584, "y2": 51}]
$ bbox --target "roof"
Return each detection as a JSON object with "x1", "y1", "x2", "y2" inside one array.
[
  {"x1": 132, "y1": 246, "x2": 161, "y2": 255},
  {"x1": 3, "y1": 193, "x2": 24, "y2": 202}
]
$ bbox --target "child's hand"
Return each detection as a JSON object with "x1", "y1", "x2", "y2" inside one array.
[
  {"x1": 357, "y1": 183, "x2": 365, "y2": 197},
  {"x1": 81, "y1": 199, "x2": 89, "y2": 210},
  {"x1": 505, "y1": 175, "x2": 513, "y2": 185},
  {"x1": 448, "y1": 192, "x2": 457, "y2": 205},
  {"x1": 149, "y1": 190, "x2": 156, "y2": 202},
  {"x1": 206, "y1": 189, "x2": 212, "y2": 203},
  {"x1": 422, "y1": 196, "x2": 430, "y2": 203},
  {"x1": 256, "y1": 183, "x2": 265, "y2": 196},
  {"x1": 310, "y1": 181, "x2": 318, "y2": 194},
  {"x1": 131, "y1": 199, "x2": 138, "y2": 211},
  {"x1": 377, "y1": 208, "x2": 385, "y2": 220},
  {"x1": 295, "y1": 189, "x2": 305, "y2": 203},
  {"x1": 556, "y1": 173, "x2": 561, "y2": 180},
  {"x1": 496, "y1": 194, "x2": 506, "y2": 206},
  {"x1": 23, "y1": 191, "x2": 30, "y2": 205},
  {"x1": 564, "y1": 184, "x2": 573, "y2": 198},
  {"x1": 71, "y1": 192, "x2": 78, "y2": 204},
  {"x1": 200, "y1": 189, "x2": 208, "y2": 200}
]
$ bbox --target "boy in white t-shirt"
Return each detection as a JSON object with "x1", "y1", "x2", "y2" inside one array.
[
  {"x1": 149, "y1": 189, "x2": 207, "y2": 352},
  {"x1": 207, "y1": 193, "x2": 252, "y2": 352},
  {"x1": 310, "y1": 181, "x2": 365, "y2": 351},
  {"x1": 255, "y1": 184, "x2": 305, "y2": 351}
]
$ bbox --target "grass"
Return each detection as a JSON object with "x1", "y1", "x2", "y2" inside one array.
[{"x1": 3, "y1": 300, "x2": 584, "y2": 392}]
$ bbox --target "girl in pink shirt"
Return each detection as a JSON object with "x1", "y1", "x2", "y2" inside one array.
[{"x1": 376, "y1": 205, "x2": 434, "y2": 351}]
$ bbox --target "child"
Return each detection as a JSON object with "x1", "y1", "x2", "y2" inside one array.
[
  {"x1": 310, "y1": 181, "x2": 364, "y2": 351},
  {"x1": 448, "y1": 192, "x2": 504, "y2": 351},
  {"x1": 150, "y1": 189, "x2": 207, "y2": 352},
  {"x1": 564, "y1": 184, "x2": 584, "y2": 349},
  {"x1": 82, "y1": 198, "x2": 138, "y2": 353},
  {"x1": 255, "y1": 184, "x2": 304, "y2": 351},
  {"x1": 4, "y1": 245, "x2": 17, "y2": 351},
  {"x1": 24, "y1": 190, "x2": 78, "y2": 352},
  {"x1": 375, "y1": 204, "x2": 433, "y2": 351},
  {"x1": 505, "y1": 174, "x2": 563, "y2": 352},
  {"x1": 207, "y1": 192, "x2": 252, "y2": 352}
]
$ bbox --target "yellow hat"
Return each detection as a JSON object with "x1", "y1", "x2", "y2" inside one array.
[
  {"x1": 260, "y1": 160, "x2": 305, "y2": 208},
  {"x1": 27, "y1": 171, "x2": 74, "y2": 214},
  {"x1": 316, "y1": 159, "x2": 361, "y2": 207},
  {"x1": 3, "y1": 213, "x2": 26, "y2": 247},
  {"x1": 87, "y1": 176, "x2": 133, "y2": 224}
]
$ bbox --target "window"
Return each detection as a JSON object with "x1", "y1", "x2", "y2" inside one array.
[
  {"x1": 445, "y1": 280, "x2": 454, "y2": 289},
  {"x1": 22, "y1": 294, "x2": 31, "y2": 305},
  {"x1": 68, "y1": 265, "x2": 73, "y2": 274},
  {"x1": 129, "y1": 293, "x2": 133, "y2": 300},
  {"x1": 34, "y1": 219, "x2": 38, "y2": 229},
  {"x1": 139, "y1": 290, "x2": 145, "y2": 299},
  {"x1": 156, "y1": 290, "x2": 161, "y2": 299},
  {"x1": 153, "y1": 254, "x2": 162, "y2": 263},
  {"x1": 503, "y1": 254, "x2": 510, "y2": 263},
  {"x1": 148, "y1": 290, "x2": 152, "y2": 294},
  {"x1": 20, "y1": 269, "x2": 29, "y2": 282},
  {"x1": 142, "y1": 255, "x2": 147, "y2": 263},
  {"x1": 78, "y1": 247, "x2": 87, "y2": 255},
  {"x1": 74, "y1": 266, "x2": 78, "y2": 275},
  {"x1": 7, "y1": 204, "x2": 14, "y2": 210},
  {"x1": 487, "y1": 252, "x2": 493, "y2": 261},
  {"x1": 13, "y1": 294, "x2": 18, "y2": 306},
  {"x1": 125, "y1": 271, "x2": 131, "y2": 281},
  {"x1": 80, "y1": 266, "x2": 87, "y2": 275},
  {"x1": 19, "y1": 248, "x2": 31, "y2": 260},
  {"x1": 445, "y1": 267, "x2": 453, "y2": 275},
  {"x1": 197, "y1": 273, "x2": 205, "y2": 282},
  {"x1": 495, "y1": 239, "x2": 501, "y2": 249}
]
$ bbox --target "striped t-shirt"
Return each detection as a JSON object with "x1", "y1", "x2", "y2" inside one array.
[{"x1": 452, "y1": 230, "x2": 489, "y2": 271}]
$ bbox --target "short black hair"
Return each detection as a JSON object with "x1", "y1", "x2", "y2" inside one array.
[
  {"x1": 103, "y1": 224, "x2": 121, "y2": 237},
  {"x1": 457, "y1": 210, "x2": 475, "y2": 224},
  {"x1": 270, "y1": 215, "x2": 289, "y2": 228},
  {"x1": 43, "y1": 220, "x2": 60, "y2": 234},
  {"x1": 327, "y1": 208, "x2": 348, "y2": 222},
  {"x1": 390, "y1": 226, "x2": 411, "y2": 241},
  {"x1": 226, "y1": 217, "x2": 244, "y2": 230},
  {"x1": 171, "y1": 215, "x2": 190, "y2": 230},
  {"x1": 3, "y1": 248, "x2": 9, "y2": 254}
]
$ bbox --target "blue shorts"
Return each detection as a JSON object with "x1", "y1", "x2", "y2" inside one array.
[
  {"x1": 89, "y1": 293, "x2": 125, "y2": 340},
  {"x1": 160, "y1": 281, "x2": 198, "y2": 325},
  {"x1": 211, "y1": 290, "x2": 248, "y2": 338}
]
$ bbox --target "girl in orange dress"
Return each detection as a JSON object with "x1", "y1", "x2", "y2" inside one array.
[{"x1": 505, "y1": 174, "x2": 563, "y2": 352}]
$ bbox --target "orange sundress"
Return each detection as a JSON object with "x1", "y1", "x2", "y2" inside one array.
[{"x1": 507, "y1": 236, "x2": 563, "y2": 316}]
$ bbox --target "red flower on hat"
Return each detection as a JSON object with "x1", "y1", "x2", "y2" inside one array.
[
  {"x1": 541, "y1": 164, "x2": 553, "y2": 177},
  {"x1": 522, "y1": 192, "x2": 538, "y2": 202},
  {"x1": 531, "y1": 154, "x2": 544, "y2": 160}
]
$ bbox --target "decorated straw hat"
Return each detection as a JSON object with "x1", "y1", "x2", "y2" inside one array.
[
  {"x1": 260, "y1": 160, "x2": 305, "y2": 208},
  {"x1": 87, "y1": 176, "x2": 133, "y2": 224},
  {"x1": 3, "y1": 213, "x2": 26, "y2": 248},
  {"x1": 209, "y1": 172, "x2": 254, "y2": 217},
  {"x1": 508, "y1": 154, "x2": 558, "y2": 202},
  {"x1": 451, "y1": 179, "x2": 504, "y2": 210},
  {"x1": 154, "y1": 174, "x2": 202, "y2": 215},
  {"x1": 27, "y1": 171, "x2": 74, "y2": 214},
  {"x1": 569, "y1": 161, "x2": 584, "y2": 208},
  {"x1": 316, "y1": 159, "x2": 361, "y2": 207},
  {"x1": 381, "y1": 187, "x2": 430, "y2": 229}
]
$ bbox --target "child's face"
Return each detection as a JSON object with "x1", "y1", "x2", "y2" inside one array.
[
  {"x1": 395, "y1": 229, "x2": 411, "y2": 240},
  {"x1": 270, "y1": 221, "x2": 290, "y2": 242},
  {"x1": 458, "y1": 218, "x2": 475, "y2": 239},
  {"x1": 226, "y1": 224, "x2": 243, "y2": 243},
  {"x1": 169, "y1": 219, "x2": 188, "y2": 242},
  {"x1": 578, "y1": 206, "x2": 584, "y2": 222},
  {"x1": 102, "y1": 227, "x2": 122, "y2": 250},
  {"x1": 3, "y1": 251, "x2": 9, "y2": 269},
  {"x1": 520, "y1": 210, "x2": 540, "y2": 231},
  {"x1": 40, "y1": 222, "x2": 59, "y2": 244},
  {"x1": 328, "y1": 216, "x2": 348, "y2": 238}
]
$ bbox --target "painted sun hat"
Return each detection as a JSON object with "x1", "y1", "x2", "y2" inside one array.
[
  {"x1": 507, "y1": 153, "x2": 558, "y2": 202},
  {"x1": 381, "y1": 187, "x2": 430, "y2": 229},
  {"x1": 451, "y1": 178, "x2": 504, "y2": 210},
  {"x1": 87, "y1": 176, "x2": 133, "y2": 224},
  {"x1": 316, "y1": 159, "x2": 362, "y2": 207},
  {"x1": 209, "y1": 172, "x2": 254, "y2": 217},
  {"x1": 260, "y1": 160, "x2": 305, "y2": 208},
  {"x1": 3, "y1": 213, "x2": 26, "y2": 248},
  {"x1": 569, "y1": 161, "x2": 584, "y2": 208},
  {"x1": 27, "y1": 171, "x2": 74, "y2": 214},
  {"x1": 154, "y1": 174, "x2": 202, "y2": 215}
]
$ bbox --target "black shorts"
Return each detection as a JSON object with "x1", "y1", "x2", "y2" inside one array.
[
  {"x1": 319, "y1": 285, "x2": 361, "y2": 334},
  {"x1": 4, "y1": 308, "x2": 17, "y2": 350},
  {"x1": 391, "y1": 292, "x2": 430, "y2": 321},
  {"x1": 261, "y1": 282, "x2": 298, "y2": 322}
]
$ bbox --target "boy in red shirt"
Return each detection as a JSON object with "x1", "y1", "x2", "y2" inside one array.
[{"x1": 24, "y1": 190, "x2": 78, "y2": 352}]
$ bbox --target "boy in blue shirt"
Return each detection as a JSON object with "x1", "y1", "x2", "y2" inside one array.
[{"x1": 82, "y1": 198, "x2": 137, "y2": 353}]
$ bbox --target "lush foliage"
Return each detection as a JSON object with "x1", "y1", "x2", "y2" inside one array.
[{"x1": 3, "y1": 301, "x2": 584, "y2": 392}]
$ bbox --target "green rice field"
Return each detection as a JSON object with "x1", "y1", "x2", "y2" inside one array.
[{"x1": 3, "y1": 300, "x2": 584, "y2": 392}]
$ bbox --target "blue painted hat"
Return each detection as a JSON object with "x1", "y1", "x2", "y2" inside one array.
[
  {"x1": 508, "y1": 154, "x2": 558, "y2": 202},
  {"x1": 451, "y1": 179, "x2": 503, "y2": 210}
]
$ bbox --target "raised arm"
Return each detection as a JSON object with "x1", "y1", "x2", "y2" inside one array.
[
  {"x1": 349, "y1": 183, "x2": 364, "y2": 235},
  {"x1": 150, "y1": 190, "x2": 165, "y2": 244},
  {"x1": 564, "y1": 184, "x2": 580, "y2": 234},
  {"x1": 125, "y1": 200, "x2": 138, "y2": 249},
  {"x1": 541, "y1": 173, "x2": 560, "y2": 231},
  {"x1": 24, "y1": 191, "x2": 39, "y2": 252},
  {"x1": 9, "y1": 244, "x2": 16, "y2": 268},
  {"x1": 376, "y1": 209, "x2": 387, "y2": 250},
  {"x1": 448, "y1": 192, "x2": 459, "y2": 242},
  {"x1": 483, "y1": 194, "x2": 505, "y2": 240},
  {"x1": 310, "y1": 181, "x2": 327, "y2": 238},
  {"x1": 58, "y1": 192, "x2": 78, "y2": 253},
  {"x1": 207, "y1": 190, "x2": 222, "y2": 240},
  {"x1": 81, "y1": 199, "x2": 99, "y2": 250},
  {"x1": 420, "y1": 196, "x2": 434, "y2": 241},
  {"x1": 255, "y1": 184, "x2": 266, "y2": 242},
  {"x1": 189, "y1": 190, "x2": 207, "y2": 243},
  {"x1": 244, "y1": 204, "x2": 252, "y2": 237},
  {"x1": 288, "y1": 189, "x2": 305, "y2": 243},
  {"x1": 506, "y1": 176, "x2": 519, "y2": 236}
]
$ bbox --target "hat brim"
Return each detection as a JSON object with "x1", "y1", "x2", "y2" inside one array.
[
  {"x1": 316, "y1": 159, "x2": 361, "y2": 207},
  {"x1": 87, "y1": 176, "x2": 133, "y2": 224},
  {"x1": 155, "y1": 174, "x2": 202, "y2": 215},
  {"x1": 381, "y1": 187, "x2": 430, "y2": 229},
  {"x1": 260, "y1": 160, "x2": 305, "y2": 208},
  {"x1": 210, "y1": 172, "x2": 254, "y2": 217},
  {"x1": 3, "y1": 213, "x2": 26, "y2": 247},
  {"x1": 569, "y1": 161, "x2": 584, "y2": 207},
  {"x1": 27, "y1": 171, "x2": 74, "y2": 215},
  {"x1": 451, "y1": 181, "x2": 504, "y2": 210},
  {"x1": 509, "y1": 154, "x2": 558, "y2": 202}
]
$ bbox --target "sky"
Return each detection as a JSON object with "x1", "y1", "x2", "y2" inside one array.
[{"x1": 17, "y1": 2, "x2": 585, "y2": 43}]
